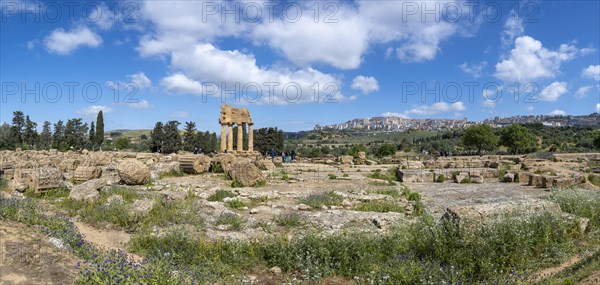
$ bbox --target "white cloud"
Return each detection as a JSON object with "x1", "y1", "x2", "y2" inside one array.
[
  {"x1": 88, "y1": 2, "x2": 114, "y2": 30},
  {"x1": 538, "y1": 82, "x2": 568, "y2": 102},
  {"x1": 596, "y1": 103, "x2": 600, "y2": 113},
  {"x1": 126, "y1": 100, "x2": 150, "y2": 109},
  {"x1": 459, "y1": 62, "x2": 487, "y2": 79},
  {"x1": 168, "y1": 43, "x2": 345, "y2": 104},
  {"x1": 351, "y1": 76, "x2": 379, "y2": 95},
  {"x1": 127, "y1": 72, "x2": 152, "y2": 90},
  {"x1": 44, "y1": 26, "x2": 102, "y2": 55},
  {"x1": 406, "y1": 102, "x2": 465, "y2": 115},
  {"x1": 575, "y1": 86, "x2": 592, "y2": 99},
  {"x1": 76, "y1": 105, "x2": 113, "y2": 117},
  {"x1": 495, "y1": 36, "x2": 584, "y2": 82},
  {"x1": 548, "y1": 109, "x2": 567, "y2": 116},
  {"x1": 526, "y1": 106, "x2": 534, "y2": 113},
  {"x1": 381, "y1": 112, "x2": 408, "y2": 118},
  {"x1": 582, "y1": 65, "x2": 600, "y2": 81},
  {"x1": 501, "y1": 9, "x2": 524, "y2": 47},
  {"x1": 138, "y1": 1, "x2": 469, "y2": 67},
  {"x1": 161, "y1": 73, "x2": 204, "y2": 95}
]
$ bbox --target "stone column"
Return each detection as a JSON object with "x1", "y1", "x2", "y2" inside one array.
[
  {"x1": 248, "y1": 123, "x2": 254, "y2": 152},
  {"x1": 237, "y1": 123, "x2": 244, "y2": 152},
  {"x1": 220, "y1": 124, "x2": 227, "y2": 152},
  {"x1": 227, "y1": 123, "x2": 233, "y2": 152}
]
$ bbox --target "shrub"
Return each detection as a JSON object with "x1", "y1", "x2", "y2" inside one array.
[
  {"x1": 158, "y1": 168, "x2": 185, "y2": 179},
  {"x1": 353, "y1": 200, "x2": 405, "y2": 213},
  {"x1": 407, "y1": 192, "x2": 421, "y2": 202},
  {"x1": 231, "y1": 180, "x2": 244, "y2": 188},
  {"x1": 460, "y1": 177, "x2": 472, "y2": 184},
  {"x1": 281, "y1": 174, "x2": 289, "y2": 181},
  {"x1": 587, "y1": 174, "x2": 600, "y2": 187},
  {"x1": 328, "y1": 173, "x2": 337, "y2": 180},
  {"x1": 207, "y1": 190, "x2": 236, "y2": 202},
  {"x1": 435, "y1": 175, "x2": 446, "y2": 183},
  {"x1": 551, "y1": 188, "x2": 600, "y2": 230},
  {"x1": 215, "y1": 212, "x2": 245, "y2": 231},
  {"x1": 226, "y1": 199, "x2": 246, "y2": 209},
  {"x1": 273, "y1": 213, "x2": 305, "y2": 227},
  {"x1": 300, "y1": 191, "x2": 344, "y2": 209},
  {"x1": 370, "y1": 188, "x2": 400, "y2": 198}
]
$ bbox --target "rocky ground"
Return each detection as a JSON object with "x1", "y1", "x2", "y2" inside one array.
[{"x1": 1, "y1": 150, "x2": 599, "y2": 283}]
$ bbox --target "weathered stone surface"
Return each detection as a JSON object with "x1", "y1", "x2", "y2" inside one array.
[
  {"x1": 444, "y1": 200, "x2": 562, "y2": 224},
  {"x1": 8, "y1": 179, "x2": 27, "y2": 192},
  {"x1": 179, "y1": 155, "x2": 211, "y2": 174},
  {"x1": 354, "y1": 151, "x2": 367, "y2": 165},
  {"x1": 228, "y1": 161, "x2": 265, "y2": 187},
  {"x1": 33, "y1": 167, "x2": 64, "y2": 191},
  {"x1": 541, "y1": 175, "x2": 560, "y2": 188},
  {"x1": 454, "y1": 173, "x2": 468, "y2": 183},
  {"x1": 89, "y1": 152, "x2": 113, "y2": 166},
  {"x1": 502, "y1": 173, "x2": 515, "y2": 182},
  {"x1": 59, "y1": 159, "x2": 80, "y2": 172},
  {"x1": 255, "y1": 159, "x2": 276, "y2": 171},
  {"x1": 159, "y1": 190, "x2": 188, "y2": 201},
  {"x1": 73, "y1": 166, "x2": 102, "y2": 182},
  {"x1": 100, "y1": 163, "x2": 120, "y2": 185},
  {"x1": 338, "y1": 155, "x2": 354, "y2": 165},
  {"x1": 70, "y1": 178, "x2": 106, "y2": 201},
  {"x1": 118, "y1": 159, "x2": 150, "y2": 185},
  {"x1": 151, "y1": 161, "x2": 180, "y2": 179},
  {"x1": 211, "y1": 154, "x2": 237, "y2": 173},
  {"x1": 528, "y1": 174, "x2": 543, "y2": 187},
  {"x1": 130, "y1": 198, "x2": 154, "y2": 216}
]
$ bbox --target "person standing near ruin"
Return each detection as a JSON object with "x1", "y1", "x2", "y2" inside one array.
[{"x1": 270, "y1": 148, "x2": 276, "y2": 162}]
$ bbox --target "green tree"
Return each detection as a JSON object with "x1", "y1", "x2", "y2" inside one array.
[
  {"x1": 500, "y1": 124, "x2": 537, "y2": 154},
  {"x1": 150, "y1": 122, "x2": 164, "y2": 153},
  {"x1": 0, "y1": 123, "x2": 11, "y2": 150},
  {"x1": 23, "y1": 115, "x2": 38, "y2": 149},
  {"x1": 52, "y1": 120, "x2": 65, "y2": 150},
  {"x1": 210, "y1": 132, "x2": 218, "y2": 153},
  {"x1": 89, "y1": 121, "x2": 96, "y2": 150},
  {"x1": 39, "y1": 121, "x2": 52, "y2": 150},
  {"x1": 592, "y1": 131, "x2": 600, "y2": 150},
  {"x1": 374, "y1": 144, "x2": 397, "y2": 158},
  {"x1": 349, "y1": 144, "x2": 368, "y2": 157},
  {"x1": 114, "y1": 137, "x2": 131, "y2": 150},
  {"x1": 253, "y1": 127, "x2": 284, "y2": 154},
  {"x1": 162, "y1": 121, "x2": 181, "y2": 154},
  {"x1": 64, "y1": 118, "x2": 88, "y2": 150},
  {"x1": 95, "y1": 111, "x2": 104, "y2": 149},
  {"x1": 462, "y1": 124, "x2": 499, "y2": 155},
  {"x1": 10, "y1": 111, "x2": 25, "y2": 147},
  {"x1": 182, "y1": 121, "x2": 197, "y2": 151}
]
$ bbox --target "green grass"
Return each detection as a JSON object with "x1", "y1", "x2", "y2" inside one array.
[
  {"x1": 158, "y1": 168, "x2": 185, "y2": 179},
  {"x1": 24, "y1": 187, "x2": 70, "y2": 200},
  {"x1": 435, "y1": 175, "x2": 446, "y2": 183},
  {"x1": 3, "y1": 195, "x2": 597, "y2": 284},
  {"x1": 407, "y1": 192, "x2": 421, "y2": 202},
  {"x1": 369, "y1": 168, "x2": 398, "y2": 182},
  {"x1": 550, "y1": 188, "x2": 600, "y2": 231},
  {"x1": 207, "y1": 190, "x2": 236, "y2": 202},
  {"x1": 215, "y1": 212, "x2": 245, "y2": 231},
  {"x1": 273, "y1": 213, "x2": 305, "y2": 227},
  {"x1": 0, "y1": 177, "x2": 7, "y2": 191},
  {"x1": 300, "y1": 191, "x2": 344, "y2": 209},
  {"x1": 587, "y1": 174, "x2": 600, "y2": 187},
  {"x1": 370, "y1": 188, "x2": 400, "y2": 198},
  {"x1": 226, "y1": 199, "x2": 246, "y2": 209},
  {"x1": 353, "y1": 200, "x2": 405, "y2": 213}
]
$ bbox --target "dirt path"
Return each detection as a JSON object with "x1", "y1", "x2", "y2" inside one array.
[
  {"x1": 74, "y1": 222, "x2": 142, "y2": 262},
  {"x1": 0, "y1": 221, "x2": 79, "y2": 285},
  {"x1": 534, "y1": 254, "x2": 584, "y2": 280}
]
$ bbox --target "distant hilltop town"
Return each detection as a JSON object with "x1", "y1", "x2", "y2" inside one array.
[{"x1": 314, "y1": 113, "x2": 600, "y2": 132}]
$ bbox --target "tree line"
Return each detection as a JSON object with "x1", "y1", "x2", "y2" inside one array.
[{"x1": 0, "y1": 111, "x2": 104, "y2": 151}]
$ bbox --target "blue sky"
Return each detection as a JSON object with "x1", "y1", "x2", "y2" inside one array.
[{"x1": 1, "y1": 0, "x2": 599, "y2": 132}]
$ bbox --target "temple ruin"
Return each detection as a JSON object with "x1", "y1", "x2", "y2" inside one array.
[{"x1": 218, "y1": 104, "x2": 254, "y2": 153}]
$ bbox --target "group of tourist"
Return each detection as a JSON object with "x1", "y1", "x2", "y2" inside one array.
[{"x1": 269, "y1": 149, "x2": 296, "y2": 163}]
